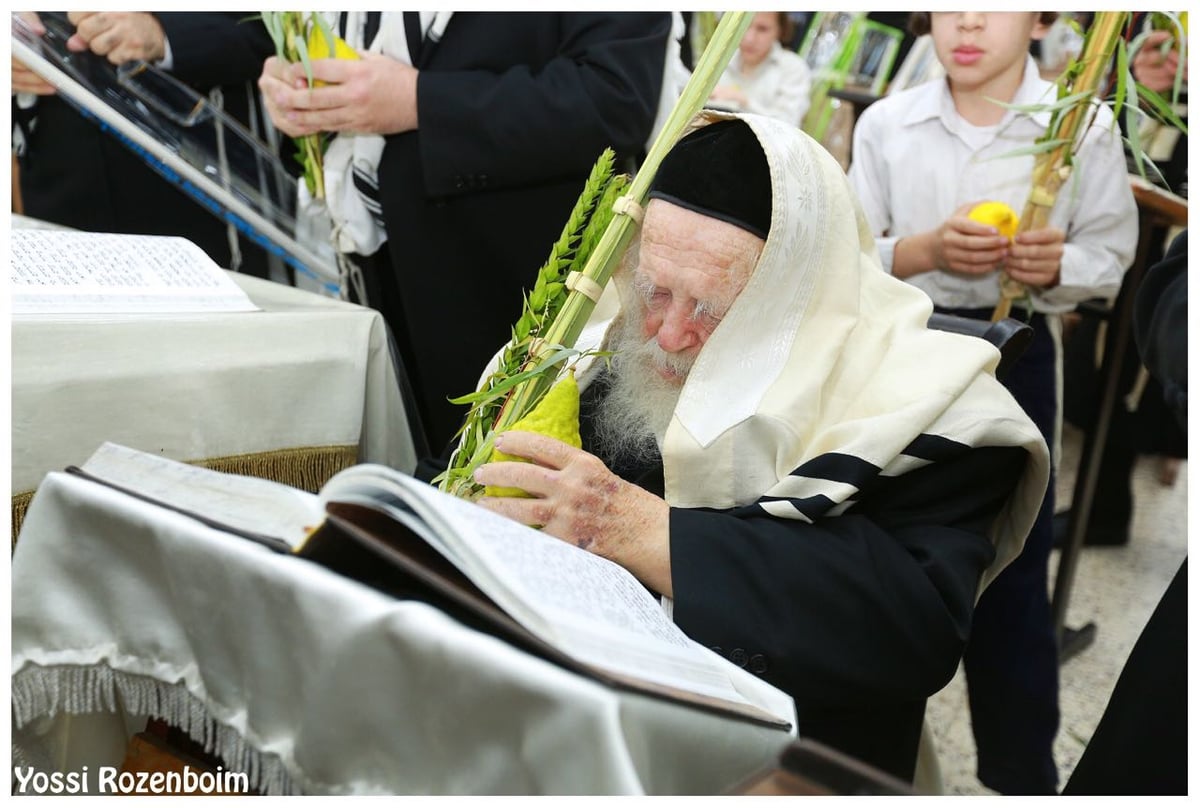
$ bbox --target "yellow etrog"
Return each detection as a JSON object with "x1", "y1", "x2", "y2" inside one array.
[
  {"x1": 305, "y1": 28, "x2": 359, "y2": 86},
  {"x1": 484, "y1": 371, "x2": 582, "y2": 498},
  {"x1": 968, "y1": 201, "x2": 1019, "y2": 240}
]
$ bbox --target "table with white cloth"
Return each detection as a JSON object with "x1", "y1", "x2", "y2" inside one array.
[
  {"x1": 11, "y1": 471, "x2": 797, "y2": 795},
  {"x1": 11, "y1": 270, "x2": 418, "y2": 539}
]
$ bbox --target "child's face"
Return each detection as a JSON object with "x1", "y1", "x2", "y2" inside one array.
[
  {"x1": 929, "y1": 12, "x2": 1048, "y2": 94},
  {"x1": 739, "y1": 12, "x2": 781, "y2": 69}
]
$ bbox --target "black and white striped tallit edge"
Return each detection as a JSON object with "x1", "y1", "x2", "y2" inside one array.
[
  {"x1": 351, "y1": 166, "x2": 386, "y2": 228},
  {"x1": 746, "y1": 433, "x2": 971, "y2": 523},
  {"x1": 345, "y1": 10, "x2": 450, "y2": 232}
]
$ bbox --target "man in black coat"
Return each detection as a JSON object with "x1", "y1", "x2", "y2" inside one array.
[
  {"x1": 13, "y1": 12, "x2": 276, "y2": 276},
  {"x1": 259, "y1": 13, "x2": 672, "y2": 453},
  {"x1": 1063, "y1": 230, "x2": 1187, "y2": 796},
  {"x1": 468, "y1": 114, "x2": 1050, "y2": 784}
]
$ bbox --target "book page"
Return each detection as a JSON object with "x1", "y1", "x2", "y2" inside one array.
[
  {"x1": 11, "y1": 230, "x2": 259, "y2": 315},
  {"x1": 439, "y1": 506, "x2": 746, "y2": 701},
  {"x1": 320, "y1": 465, "x2": 763, "y2": 709},
  {"x1": 80, "y1": 442, "x2": 322, "y2": 547}
]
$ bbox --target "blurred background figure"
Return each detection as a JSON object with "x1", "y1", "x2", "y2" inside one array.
[
  {"x1": 12, "y1": 11, "x2": 276, "y2": 277},
  {"x1": 1062, "y1": 230, "x2": 1187, "y2": 796},
  {"x1": 709, "y1": 12, "x2": 812, "y2": 127},
  {"x1": 1035, "y1": 12, "x2": 1088, "y2": 79}
]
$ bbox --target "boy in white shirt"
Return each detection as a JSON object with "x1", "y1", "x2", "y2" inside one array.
[
  {"x1": 848, "y1": 11, "x2": 1137, "y2": 795},
  {"x1": 709, "y1": 12, "x2": 812, "y2": 127}
]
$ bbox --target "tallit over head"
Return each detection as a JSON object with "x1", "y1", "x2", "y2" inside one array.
[{"x1": 578, "y1": 110, "x2": 1050, "y2": 587}]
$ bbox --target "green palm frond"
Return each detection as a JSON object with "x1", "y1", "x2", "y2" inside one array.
[{"x1": 436, "y1": 151, "x2": 626, "y2": 497}]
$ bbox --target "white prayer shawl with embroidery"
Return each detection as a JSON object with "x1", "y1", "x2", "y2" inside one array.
[{"x1": 577, "y1": 111, "x2": 1050, "y2": 592}]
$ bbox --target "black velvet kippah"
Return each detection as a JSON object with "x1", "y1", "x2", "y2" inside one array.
[{"x1": 648, "y1": 119, "x2": 772, "y2": 239}]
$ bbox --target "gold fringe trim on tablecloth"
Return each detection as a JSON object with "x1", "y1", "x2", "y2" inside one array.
[
  {"x1": 12, "y1": 444, "x2": 360, "y2": 549},
  {"x1": 11, "y1": 490, "x2": 35, "y2": 549}
]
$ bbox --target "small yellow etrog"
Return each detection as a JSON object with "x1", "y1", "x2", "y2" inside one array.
[
  {"x1": 968, "y1": 201, "x2": 1019, "y2": 240},
  {"x1": 305, "y1": 28, "x2": 359, "y2": 86}
]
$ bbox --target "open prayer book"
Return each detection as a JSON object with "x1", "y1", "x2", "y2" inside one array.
[
  {"x1": 11, "y1": 230, "x2": 258, "y2": 315},
  {"x1": 69, "y1": 443, "x2": 793, "y2": 729}
]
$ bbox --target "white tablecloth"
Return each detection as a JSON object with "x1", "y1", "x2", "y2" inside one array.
[
  {"x1": 11, "y1": 473, "x2": 796, "y2": 795},
  {"x1": 12, "y1": 271, "x2": 417, "y2": 505}
]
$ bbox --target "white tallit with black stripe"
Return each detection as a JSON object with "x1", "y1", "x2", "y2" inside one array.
[
  {"x1": 578, "y1": 111, "x2": 1050, "y2": 590},
  {"x1": 315, "y1": 11, "x2": 453, "y2": 256}
]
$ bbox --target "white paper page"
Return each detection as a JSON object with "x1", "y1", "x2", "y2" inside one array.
[
  {"x1": 323, "y1": 465, "x2": 758, "y2": 708},
  {"x1": 11, "y1": 230, "x2": 259, "y2": 314},
  {"x1": 81, "y1": 442, "x2": 322, "y2": 547}
]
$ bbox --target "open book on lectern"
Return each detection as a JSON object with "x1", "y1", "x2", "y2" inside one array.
[
  {"x1": 67, "y1": 442, "x2": 795, "y2": 730},
  {"x1": 11, "y1": 12, "x2": 341, "y2": 296}
]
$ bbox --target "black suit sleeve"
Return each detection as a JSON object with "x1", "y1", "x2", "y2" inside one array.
[
  {"x1": 1134, "y1": 229, "x2": 1187, "y2": 430},
  {"x1": 154, "y1": 12, "x2": 274, "y2": 90},
  {"x1": 415, "y1": 13, "x2": 671, "y2": 196},
  {"x1": 670, "y1": 444, "x2": 1027, "y2": 709}
]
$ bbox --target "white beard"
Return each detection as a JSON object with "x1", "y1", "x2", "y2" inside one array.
[{"x1": 590, "y1": 311, "x2": 694, "y2": 470}]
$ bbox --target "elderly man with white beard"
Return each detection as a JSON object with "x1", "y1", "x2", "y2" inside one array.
[{"x1": 466, "y1": 114, "x2": 1050, "y2": 784}]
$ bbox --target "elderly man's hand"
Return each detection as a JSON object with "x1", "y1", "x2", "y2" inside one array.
[
  {"x1": 258, "y1": 52, "x2": 418, "y2": 137},
  {"x1": 1006, "y1": 226, "x2": 1064, "y2": 289},
  {"x1": 474, "y1": 430, "x2": 674, "y2": 597},
  {"x1": 1133, "y1": 29, "x2": 1187, "y2": 94},
  {"x1": 13, "y1": 13, "x2": 56, "y2": 95},
  {"x1": 66, "y1": 12, "x2": 167, "y2": 65}
]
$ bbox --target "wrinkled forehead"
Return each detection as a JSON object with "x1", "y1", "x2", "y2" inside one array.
[{"x1": 632, "y1": 199, "x2": 765, "y2": 287}]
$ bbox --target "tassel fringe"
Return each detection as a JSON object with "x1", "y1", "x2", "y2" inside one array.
[{"x1": 12, "y1": 663, "x2": 298, "y2": 795}]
